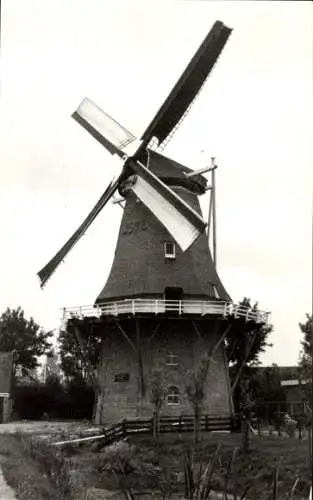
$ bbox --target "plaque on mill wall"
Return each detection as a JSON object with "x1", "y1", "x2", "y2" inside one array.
[{"x1": 0, "y1": 352, "x2": 14, "y2": 394}]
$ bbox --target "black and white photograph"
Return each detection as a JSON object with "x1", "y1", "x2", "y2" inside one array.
[{"x1": 0, "y1": 1, "x2": 312, "y2": 499}]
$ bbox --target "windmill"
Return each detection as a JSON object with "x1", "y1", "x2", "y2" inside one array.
[
  {"x1": 38, "y1": 21, "x2": 269, "y2": 425},
  {"x1": 37, "y1": 21, "x2": 231, "y2": 288}
]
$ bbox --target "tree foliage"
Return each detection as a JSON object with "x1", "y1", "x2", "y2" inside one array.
[
  {"x1": 299, "y1": 314, "x2": 312, "y2": 373},
  {"x1": 298, "y1": 314, "x2": 312, "y2": 401},
  {"x1": 0, "y1": 307, "x2": 52, "y2": 376},
  {"x1": 226, "y1": 298, "x2": 272, "y2": 366},
  {"x1": 249, "y1": 364, "x2": 286, "y2": 407},
  {"x1": 225, "y1": 298, "x2": 273, "y2": 387},
  {"x1": 58, "y1": 317, "x2": 103, "y2": 383}
]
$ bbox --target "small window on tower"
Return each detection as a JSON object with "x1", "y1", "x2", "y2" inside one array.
[
  {"x1": 166, "y1": 352, "x2": 178, "y2": 366},
  {"x1": 167, "y1": 385, "x2": 180, "y2": 405},
  {"x1": 164, "y1": 242, "x2": 176, "y2": 259},
  {"x1": 114, "y1": 373, "x2": 130, "y2": 383}
]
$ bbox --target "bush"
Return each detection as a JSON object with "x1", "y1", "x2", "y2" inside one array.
[
  {"x1": 14, "y1": 431, "x2": 72, "y2": 499},
  {"x1": 99, "y1": 441, "x2": 163, "y2": 498},
  {"x1": 66, "y1": 381, "x2": 95, "y2": 419},
  {"x1": 12, "y1": 381, "x2": 95, "y2": 420}
]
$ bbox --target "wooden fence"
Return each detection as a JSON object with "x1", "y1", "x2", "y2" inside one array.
[
  {"x1": 102, "y1": 414, "x2": 232, "y2": 445},
  {"x1": 52, "y1": 411, "x2": 311, "y2": 448},
  {"x1": 53, "y1": 414, "x2": 232, "y2": 448}
]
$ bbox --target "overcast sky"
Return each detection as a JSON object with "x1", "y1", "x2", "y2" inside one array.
[{"x1": 1, "y1": 1, "x2": 312, "y2": 366}]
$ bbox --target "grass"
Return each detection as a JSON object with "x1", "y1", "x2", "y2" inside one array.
[
  {"x1": 0, "y1": 427, "x2": 310, "y2": 499},
  {"x1": 66, "y1": 431, "x2": 312, "y2": 498},
  {"x1": 123, "y1": 432, "x2": 311, "y2": 499},
  {"x1": 0, "y1": 432, "x2": 72, "y2": 500}
]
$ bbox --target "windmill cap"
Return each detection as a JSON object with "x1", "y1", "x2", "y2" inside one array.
[{"x1": 144, "y1": 150, "x2": 208, "y2": 195}]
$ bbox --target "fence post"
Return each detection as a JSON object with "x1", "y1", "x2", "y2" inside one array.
[
  {"x1": 179, "y1": 415, "x2": 182, "y2": 433},
  {"x1": 298, "y1": 421, "x2": 302, "y2": 440},
  {"x1": 122, "y1": 419, "x2": 126, "y2": 438},
  {"x1": 152, "y1": 412, "x2": 156, "y2": 439},
  {"x1": 234, "y1": 304, "x2": 238, "y2": 318},
  {"x1": 245, "y1": 307, "x2": 249, "y2": 321},
  {"x1": 277, "y1": 422, "x2": 281, "y2": 437},
  {"x1": 205, "y1": 415, "x2": 209, "y2": 432}
]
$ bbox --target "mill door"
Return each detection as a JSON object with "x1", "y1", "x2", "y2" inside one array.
[{"x1": 164, "y1": 287, "x2": 183, "y2": 315}]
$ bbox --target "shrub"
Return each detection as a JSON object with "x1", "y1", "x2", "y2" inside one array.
[
  {"x1": 12, "y1": 381, "x2": 94, "y2": 420},
  {"x1": 14, "y1": 431, "x2": 72, "y2": 499}
]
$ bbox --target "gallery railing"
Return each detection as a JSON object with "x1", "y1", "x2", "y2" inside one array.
[{"x1": 62, "y1": 299, "x2": 270, "y2": 325}]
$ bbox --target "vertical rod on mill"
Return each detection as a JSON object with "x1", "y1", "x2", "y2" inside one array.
[
  {"x1": 206, "y1": 157, "x2": 217, "y2": 267},
  {"x1": 211, "y1": 157, "x2": 217, "y2": 267},
  {"x1": 207, "y1": 186, "x2": 213, "y2": 247}
]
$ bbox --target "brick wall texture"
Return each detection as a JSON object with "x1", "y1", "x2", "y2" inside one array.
[{"x1": 96, "y1": 318, "x2": 232, "y2": 424}]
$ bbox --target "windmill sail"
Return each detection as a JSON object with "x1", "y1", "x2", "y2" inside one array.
[
  {"x1": 129, "y1": 160, "x2": 207, "y2": 251},
  {"x1": 71, "y1": 100, "x2": 207, "y2": 250},
  {"x1": 38, "y1": 178, "x2": 119, "y2": 287},
  {"x1": 72, "y1": 98, "x2": 136, "y2": 157},
  {"x1": 71, "y1": 106, "x2": 207, "y2": 250},
  {"x1": 140, "y1": 21, "x2": 232, "y2": 149}
]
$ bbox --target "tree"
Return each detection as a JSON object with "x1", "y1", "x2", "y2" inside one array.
[
  {"x1": 185, "y1": 331, "x2": 228, "y2": 444},
  {"x1": 40, "y1": 348, "x2": 63, "y2": 384},
  {"x1": 224, "y1": 299, "x2": 273, "y2": 451},
  {"x1": 149, "y1": 370, "x2": 167, "y2": 440},
  {"x1": 185, "y1": 353, "x2": 211, "y2": 444},
  {"x1": 225, "y1": 298, "x2": 273, "y2": 398},
  {"x1": 58, "y1": 317, "x2": 102, "y2": 384},
  {"x1": 298, "y1": 314, "x2": 312, "y2": 403},
  {"x1": 249, "y1": 364, "x2": 286, "y2": 410},
  {"x1": 0, "y1": 307, "x2": 52, "y2": 377}
]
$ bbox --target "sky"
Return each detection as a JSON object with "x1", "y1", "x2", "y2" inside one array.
[{"x1": 0, "y1": 0, "x2": 312, "y2": 366}]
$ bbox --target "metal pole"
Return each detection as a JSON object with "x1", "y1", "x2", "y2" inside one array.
[
  {"x1": 211, "y1": 158, "x2": 217, "y2": 267},
  {"x1": 207, "y1": 186, "x2": 213, "y2": 247}
]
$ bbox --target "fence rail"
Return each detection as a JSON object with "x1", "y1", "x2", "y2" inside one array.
[
  {"x1": 53, "y1": 414, "x2": 233, "y2": 448},
  {"x1": 62, "y1": 299, "x2": 270, "y2": 325},
  {"x1": 102, "y1": 415, "x2": 233, "y2": 446}
]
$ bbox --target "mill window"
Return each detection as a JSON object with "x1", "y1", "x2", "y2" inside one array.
[
  {"x1": 166, "y1": 352, "x2": 178, "y2": 366},
  {"x1": 114, "y1": 373, "x2": 130, "y2": 383},
  {"x1": 164, "y1": 241, "x2": 176, "y2": 259},
  {"x1": 213, "y1": 285, "x2": 220, "y2": 299},
  {"x1": 167, "y1": 385, "x2": 180, "y2": 405}
]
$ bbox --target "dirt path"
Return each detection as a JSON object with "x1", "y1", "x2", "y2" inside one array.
[
  {"x1": 0, "y1": 420, "x2": 94, "y2": 433},
  {"x1": 0, "y1": 420, "x2": 100, "y2": 441},
  {"x1": 0, "y1": 465, "x2": 17, "y2": 500}
]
